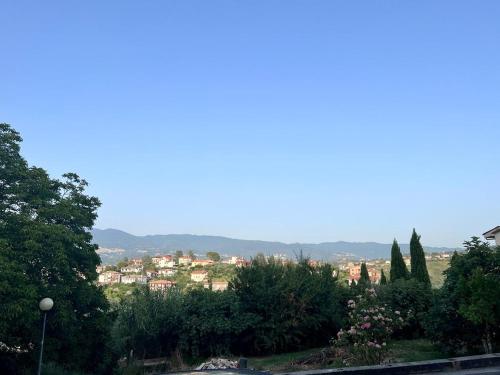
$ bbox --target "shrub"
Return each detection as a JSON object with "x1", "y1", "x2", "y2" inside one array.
[{"x1": 331, "y1": 288, "x2": 405, "y2": 366}]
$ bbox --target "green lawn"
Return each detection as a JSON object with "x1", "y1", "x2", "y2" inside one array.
[
  {"x1": 387, "y1": 339, "x2": 446, "y2": 363},
  {"x1": 246, "y1": 347, "x2": 326, "y2": 372},
  {"x1": 244, "y1": 339, "x2": 445, "y2": 372}
]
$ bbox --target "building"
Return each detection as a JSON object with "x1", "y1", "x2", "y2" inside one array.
[
  {"x1": 235, "y1": 259, "x2": 249, "y2": 267},
  {"x1": 203, "y1": 280, "x2": 229, "y2": 291},
  {"x1": 158, "y1": 268, "x2": 177, "y2": 277},
  {"x1": 148, "y1": 279, "x2": 176, "y2": 291},
  {"x1": 121, "y1": 274, "x2": 148, "y2": 284},
  {"x1": 96, "y1": 265, "x2": 106, "y2": 273},
  {"x1": 98, "y1": 271, "x2": 122, "y2": 285},
  {"x1": 120, "y1": 265, "x2": 143, "y2": 273},
  {"x1": 145, "y1": 269, "x2": 158, "y2": 278},
  {"x1": 483, "y1": 226, "x2": 500, "y2": 246},
  {"x1": 347, "y1": 264, "x2": 381, "y2": 285},
  {"x1": 191, "y1": 259, "x2": 214, "y2": 268},
  {"x1": 130, "y1": 258, "x2": 143, "y2": 266},
  {"x1": 191, "y1": 270, "x2": 209, "y2": 282},
  {"x1": 152, "y1": 255, "x2": 175, "y2": 268},
  {"x1": 178, "y1": 256, "x2": 193, "y2": 266}
]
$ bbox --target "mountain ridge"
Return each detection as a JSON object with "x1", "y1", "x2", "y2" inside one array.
[{"x1": 91, "y1": 228, "x2": 460, "y2": 264}]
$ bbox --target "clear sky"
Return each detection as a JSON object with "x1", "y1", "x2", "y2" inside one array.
[{"x1": 1, "y1": 1, "x2": 499, "y2": 247}]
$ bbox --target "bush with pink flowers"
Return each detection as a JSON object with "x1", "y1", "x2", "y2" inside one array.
[{"x1": 331, "y1": 288, "x2": 406, "y2": 366}]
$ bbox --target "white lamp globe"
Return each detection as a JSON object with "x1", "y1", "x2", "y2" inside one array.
[{"x1": 39, "y1": 298, "x2": 54, "y2": 312}]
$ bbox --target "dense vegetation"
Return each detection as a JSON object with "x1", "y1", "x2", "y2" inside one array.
[{"x1": 1, "y1": 123, "x2": 500, "y2": 374}]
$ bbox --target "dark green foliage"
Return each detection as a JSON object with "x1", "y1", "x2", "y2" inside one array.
[
  {"x1": 410, "y1": 229, "x2": 431, "y2": 286},
  {"x1": 206, "y1": 251, "x2": 221, "y2": 262},
  {"x1": 230, "y1": 257, "x2": 348, "y2": 354},
  {"x1": 180, "y1": 288, "x2": 251, "y2": 358},
  {"x1": 378, "y1": 278, "x2": 432, "y2": 337},
  {"x1": 359, "y1": 262, "x2": 370, "y2": 286},
  {"x1": 111, "y1": 287, "x2": 184, "y2": 361},
  {"x1": 425, "y1": 238, "x2": 500, "y2": 354},
  {"x1": 0, "y1": 124, "x2": 113, "y2": 374},
  {"x1": 390, "y1": 239, "x2": 409, "y2": 282},
  {"x1": 380, "y1": 269, "x2": 387, "y2": 285}
]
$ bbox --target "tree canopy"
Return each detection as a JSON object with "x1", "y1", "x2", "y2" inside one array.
[
  {"x1": 410, "y1": 229, "x2": 431, "y2": 286},
  {"x1": 0, "y1": 123, "x2": 112, "y2": 373},
  {"x1": 390, "y1": 239, "x2": 408, "y2": 282}
]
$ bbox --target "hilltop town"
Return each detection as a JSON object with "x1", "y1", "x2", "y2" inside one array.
[{"x1": 97, "y1": 249, "x2": 455, "y2": 301}]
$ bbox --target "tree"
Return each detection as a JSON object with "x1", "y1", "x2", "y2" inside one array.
[
  {"x1": 207, "y1": 251, "x2": 221, "y2": 262},
  {"x1": 359, "y1": 263, "x2": 371, "y2": 287},
  {"x1": 409, "y1": 229, "x2": 430, "y2": 286},
  {"x1": 0, "y1": 124, "x2": 112, "y2": 374},
  {"x1": 425, "y1": 237, "x2": 500, "y2": 354},
  {"x1": 231, "y1": 257, "x2": 348, "y2": 354},
  {"x1": 390, "y1": 239, "x2": 408, "y2": 282},
  {"x1": 380, "y1": 269, "x2": 387, "y2": 285},
  {"x1": 188, "y1": 250, "x2": 196, "y2": 259},
  {"x1": 142, "y1": 255, "x2": 154, "y2": 270},
  {"x1": 117, "y1": 257, "x2": 129, "y2": 269},
  {"x1": 174, "y1": 250, "x2": 183, "y2": 261}
]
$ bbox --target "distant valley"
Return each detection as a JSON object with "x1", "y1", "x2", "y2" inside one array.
[{"x1": 92, "y1": 228, "x2": 460, "y2": 264}]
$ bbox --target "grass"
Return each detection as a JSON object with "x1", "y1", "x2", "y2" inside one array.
[
  {"x1": 244, "y1": 339, "x2": 445, "y2": 372},
  {"x1": 246, "y1": 347, "x2": 326, "y2": 372},
  {"x1": 387, "y1": 339, "x2": 446, "y2": 363}
]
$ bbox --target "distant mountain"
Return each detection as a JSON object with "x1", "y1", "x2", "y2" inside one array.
[{"x1": 91, "y1": 228, "x2": 460, "y2": 264}]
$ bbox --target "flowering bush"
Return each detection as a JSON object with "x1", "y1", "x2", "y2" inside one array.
[{"x1": 331, "y1": 288, "x2": 406, "y2": 366}]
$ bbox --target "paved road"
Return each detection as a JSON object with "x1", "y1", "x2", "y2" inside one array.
[{"x1": 420, "y1": 367, "x2": 500, "y2": 375}]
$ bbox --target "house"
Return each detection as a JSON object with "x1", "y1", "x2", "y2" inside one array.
[
  {"x1": 158, "y1": 268, "x2": 177, "y2": 277},
  {"x1": 148, "y1": 279, "x2": 176, "y2": 291},
  {"x1": 152, "y1": 255, "x2": 175, "y2": 268},
  {"x1": 223, "y1": 256, "x2": 245, "y2": 265},
  {"x1": 96, "y1": 265, "x2": 106, "y2": 274},
  {"x1": 98, "y1": 271, "x2": 122, "y2": 285},
  {"x1": 483, "y1": 226, "x2": 500, "y2": 245},
  {"x1": 121, "y1": 274, "x2": 148, "y2": 284},
  {"x1": 145, "y1": 269, "x2": 158, "y2": 278},
  {"x1": 203, "y1": 280, "x2": 229, "y2": 291},
  {"x1": 178, "y1": 256, "x2": 193, "y2": 266},
  {"x1": 190, "y1": 270, "x2": 209, "y2": 282},
  {"x1": 120, "y1": 265, "x2": 143, "y2": 273},
  {"x1": 347, "y1": 265, "x2": 381, "y2": 285},
  {"x1": 191, "y1": 259, "x2": 214, "y2": 268},
  {"x1": 130, "y1": 258, "x2": 143, "y2": 266},
  {"x1": 235, "y1": 259, "x2": 249, "y2": 268},
  {"x1": 348, "y1": 265, "x2": 361, "y2": 277}
]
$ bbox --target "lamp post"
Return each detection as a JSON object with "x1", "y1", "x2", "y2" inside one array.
[{"x1": 37, "y1": 297, "x2": 54, "y2": 375}]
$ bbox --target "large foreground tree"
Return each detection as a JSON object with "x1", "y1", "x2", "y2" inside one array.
[{"x1": 0, "y1": 124, "x2": 112, "y2": 373}]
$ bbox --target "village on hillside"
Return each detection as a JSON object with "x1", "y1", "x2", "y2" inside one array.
[{"x1": 97, "y1": 250, "x2": 455, "y2": 297}]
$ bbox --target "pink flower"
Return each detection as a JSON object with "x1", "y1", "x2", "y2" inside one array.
[{"x1": 361, "y1": 322, "x2": 371, "y2": 329}]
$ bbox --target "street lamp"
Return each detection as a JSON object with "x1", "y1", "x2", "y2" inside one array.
[{"x1": 37, "y1": 297, "x2": 54, "y2": 375}]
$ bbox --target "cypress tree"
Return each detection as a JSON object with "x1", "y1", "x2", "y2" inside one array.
[
  {"x1": 410, "y1": 228, "x2": 431, "y2": 285},
  {"x1": 359, "y1": 262, "x2": 371, "y2": 287},
  {"x1": 390, "y1": 239, "x2": 409, "y2": 282},
  {"x1": 380, "y1": 269, "x2": 387, "y2": 285}
]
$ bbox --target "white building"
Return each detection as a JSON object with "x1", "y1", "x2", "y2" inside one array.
[
  {"x1": 203, "y1": 280, "x2": 229, "y2": 291},
  {"x1": 120, "y1": 265, "x2": 143, "y2": 273},
  {"x1": 158, "y1": 268, "x2": 177, "y2": 277},
  {"x1": 178, "y1": 256, "x2": 193, "y2": 266},
  {"x1": 483, "y1": 226, "x2": 500, "y2": 246},
  {"x1": 98, "y1": 271, "x2": 122, "y2": 285},
  {"x1": 121, "y1": 274, "x2": 148, "y2": 284},
  {"x1": 191, "y1": 270, "x2": 208, "y2": 282},
  {"x1": 152, "y1": 255, "x2": 175, "y2": 268}
]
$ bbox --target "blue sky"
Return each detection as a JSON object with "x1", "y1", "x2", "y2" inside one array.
[{"x1": 1, "y1": 1, "x2": 499, "y2": 247}]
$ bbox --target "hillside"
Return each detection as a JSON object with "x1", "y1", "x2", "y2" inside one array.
[{"x1": 91, "y1": 228, "x2": 459, "y2": 264}]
